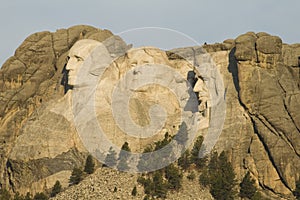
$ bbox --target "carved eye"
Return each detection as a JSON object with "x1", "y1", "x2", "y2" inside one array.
[
  {"x1": 75, "y1": 55, "x2": 84, "y2": 62},
  {"x1": 66, "y1": 56, "x2": 70, "y2": 62}
]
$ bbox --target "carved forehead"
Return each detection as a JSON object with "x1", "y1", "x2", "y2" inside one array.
[
  {"x1": 68, "y1": 39, "x2": 102, "y2": 57},
  {"x1": 125, "y1": 47, "x2": 170, "y2": 64}
]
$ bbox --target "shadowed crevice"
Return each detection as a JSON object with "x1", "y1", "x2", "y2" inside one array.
[
  {"x1": 228, "y1": 47, "x2": 240, "y2": 93},
  {"x1": 61, "y1": 64, "x2": 73, "y2": 94}
]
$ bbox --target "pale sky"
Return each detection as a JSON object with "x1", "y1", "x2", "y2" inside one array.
[{"x1": 1, "y1": 0, "x2": 299, "y2": 67}]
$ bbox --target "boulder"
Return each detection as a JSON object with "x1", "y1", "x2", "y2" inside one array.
[
  {"x1": 256, "y1": 36, "x2": 282, "y2": 54},
  {"x1": 234, "y1": 33, "x2": 257, "y2": 61},
  {"x1": 282, "y1": 43, "x2": 300, "y2": 67}
]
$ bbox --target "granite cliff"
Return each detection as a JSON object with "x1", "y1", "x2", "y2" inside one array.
[{"x1": 0, "y1": 26, "x2": 299, "y2": 199}]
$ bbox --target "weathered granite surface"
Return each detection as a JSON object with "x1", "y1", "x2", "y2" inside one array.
[{"x1": 0, "y1": 27, "x2": 299, "y2": 199}]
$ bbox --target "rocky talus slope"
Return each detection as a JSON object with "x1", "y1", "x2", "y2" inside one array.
[
  {"x1": 0, "y1": 26, "x2": 299, "y2": 200},
  {"x1": 51, "y1": 168, "x2": 213, "y2": 200}
]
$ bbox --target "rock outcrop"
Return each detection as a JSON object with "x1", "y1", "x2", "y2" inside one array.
[
  {"x1": 233, "y1": 32, "x2": 300, "y2": 197},
  {"x1": 0, "y1": 25, "x2": 129, "y2": 194},
  {"x1": 0, "y1": 26, "x2": 299, "y2": 200},
  {"x1": 171, "y1": 33, "x2": 300, "y2": 199}
]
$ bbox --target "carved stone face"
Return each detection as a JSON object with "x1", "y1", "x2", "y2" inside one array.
[{"x1": 66, "y1": 39, "x2": 101, "y2": 86}]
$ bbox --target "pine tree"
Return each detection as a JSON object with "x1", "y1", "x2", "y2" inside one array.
[
  {"x1": 104, "y1": 147, "x2": 117, "y2": 168},
  {"x1": 109, "y1": 147, "x2": 117, "y2": 160},
  {"x1": 117, "y1": 142, "x2": 131, "y2": 171},
  {"x1": 33, "y1": 192, "x2": 48, "y2": 200},
  {"x1": 137, "y1": 176, "x2": 154, "y2": 195},
  {"x1": 13, "y1": 192, "x2": 23, "y2": 200},
  {"x1": 69, "y1": 167, "x2": 83, "y2": 185},
  {"x1": 165, "y1": 164, "x2": 183, "y2": 190},
  {"x1": 294, "y1": 178, "x2": 300, "y2": 200},
  {"x1": 138, "y1": 171, "x2": 168, "y2": 199},
  {"x1": 209, "y1": 151, "x2": 237, "y2": 200},
  {"x1": 0, "y1": 188, "x2": 11, "y2": 200},
  {"x1": 174, "y1": 122, "x2": 189, "y2": 147},
  {"x1": 121, "y1": 142, "x2": 131, "y2": 152},
  {"x1": 154, "y1": 132, "x2": 172, "y2": 150},
  {"x1": 153, "y1": 171, "x2": 168, "y2": 198},
  {"x1": 137, "y1": 145, "x2": 153, "y2": 172},
  {"x1": 187, "y1": 171, "x2": 196, "y2": 181},
  {"x1": 199, "y1": 168, "x2": 210, "y2": 187},
  {"x1": 24, "y1": 192, "x2": 32, "y2": 200},
  {"x1": 50, "y1": 180, "x2": 62, "y2": 197},
  {"x1": 191, "y1": 135, "x2": 205, "y2": 168},
  {"x1": 84, "y1": 155, "x2": 95, "y2": 174},
  {"x1": 208, "y1": 151, "x2": 219, "y2": 172},
  {"x1": 178, "y1": 149, "x2": 191, "y2": 170},
  {"x1": 240, "y1": 172, "x2": 257, "y2": 199},
  {"x1": 131, "y1": 186, "x2": 137, "y2": 196},
  {"x1": 199, "y1": 151, "x2": 237, "y2": 200}
]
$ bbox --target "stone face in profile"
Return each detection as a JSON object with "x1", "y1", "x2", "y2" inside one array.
[
  {"x1": 66, "y1": 39, "x2": 102, "y2": 86},
  {"x1": 1, "y1": 26, "x2": 300, "y2": 199}
]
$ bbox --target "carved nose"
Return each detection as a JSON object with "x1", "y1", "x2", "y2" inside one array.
[{"x1": 66, "y1": 58, "x2": 76, "y2": 70}]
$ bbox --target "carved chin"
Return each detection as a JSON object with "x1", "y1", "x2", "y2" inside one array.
[
  {"x1": 68, "y1": 77, "x2": 76, "y2": 86},
  {"x1": 68, "y1": 81, "x2": 76, "y2": 86}
]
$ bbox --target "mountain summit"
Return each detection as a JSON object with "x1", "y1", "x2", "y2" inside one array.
[{"x1": 0, "y1": 25, "x2": 299, "y2": 200}]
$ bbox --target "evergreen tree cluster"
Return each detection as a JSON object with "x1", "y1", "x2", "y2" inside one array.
[
  {"x1": 138, "y1": 171, "x2": 168, "y2": 199},
  {"x1": 239, "y1": 172, "x2": 257, "y2": 199},
  {"x1": 199, "y1": 151, "x2": 237, "y2": 200},
  {"x1": 2, "y1": 132, "x2": 286, "y2": 200},
  {"x1": 153, "y1": 133, "x2": 172, "y2": 151},
  {"x1": 69, "y1": 153, "x2": 96, "y2": 186},
  {"x1": 136, "y1": 134, "x2": 184, "y2": 199},
  {"x1": 137, "y1": 133, "x2": 173, "y2": 172},
  {"x1": 190, "y1": 135, "x2": 205, "y2": 168},
  {"x1": 137, "y1": 163, "x2": 183, "y2": 199},
  {"x1": 0, "y1": 180, "x2": 63, "y2": 200},
  {"x1": 103, "y1": 142, "x2": 132, "y2": 171},
  {"x1": 178, "y1": 135, "x2": 206, "y2": 170}
]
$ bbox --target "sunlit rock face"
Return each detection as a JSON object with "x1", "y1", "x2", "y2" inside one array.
[
  {"x1": 0, "y1": 26, "x2": 117, "y2": 194},
  {"x1": 0, "y1": 27, "x2": 209, "y2": 194},
  {"x1": 0, "y1": 26, "x2": 299, "y2": 200},
  {"x1": 58, "y1": 44, "x2": 211, "y2": 175},
  {"x1": 93, "y1": 46, "x2": 209, "y2": 154},
  {"x1": 66, "y1": 39, "x2": 102, "y2": 86},
  {"x1": 162, "y1": 34, "x2": 300, "y2": 199},
  {"x1": 232, "y1": 32, "x2": 300, "y2": 197}
]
